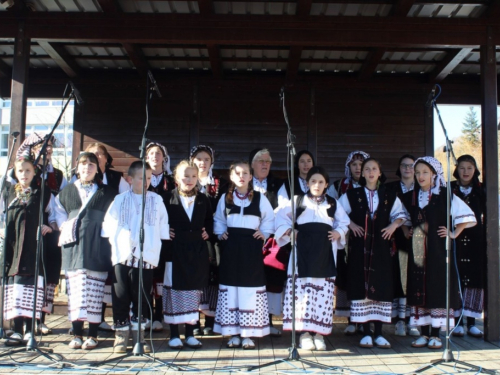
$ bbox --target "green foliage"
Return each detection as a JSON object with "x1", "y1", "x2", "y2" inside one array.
[{"x1": 461, "y1": 106, "x2": 481, "y2": 146}]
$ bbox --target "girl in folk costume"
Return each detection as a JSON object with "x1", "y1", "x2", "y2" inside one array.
[
  {"x1": 81, "y1": 142, "x2": 129, "y2": 332},
  {"x1": 277, "y1": 149, "x2": 315, "y2": 205},
  {"x1": 163, "y1": 161, "x2": 213, "y2": 349},
  {"x1": 2, "y1": 156, "x2": 56, "y2": 346},
  {"x1": 190, "y1": 145, "x2": 228, "y2": 336},
  {"x1": 213, "y1": 161, "x2": 275, "y2": 349},
  {"x1": 102, "y1": 161, "x2": 169, "y2": 353},
  {"x1": 54, "y1": 152, "x2": 117, "y2": 350},
  {"x1": 385, "y1": 154, "x2": 420, "y2": 338},
  {"x1": 7, "y1": 133, "x2": 67, "y2": 335},
  {"x1": 450, "y1": 155, "x2": 485, "y2": 338},
  {"x1": 84, "y1": 143, "x2": 129, "y2": 194},
  {"x1": 275, "y1": 166, "x2": 350, "y2": 351},
  {"x1": 328, "y1": 150, "x2": 370, "y2": 334},
  {"x1": 402, "y1": 156, "x2": 476, "y2": 350},
  {"x1": 146, "y1": 141, "x2": 175, "y2": 332},
  {"x1": 338, "y1": 158, "x2": 408, "y2": 349}
]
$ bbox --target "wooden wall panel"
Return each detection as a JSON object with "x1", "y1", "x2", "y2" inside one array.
[{"x1": 73, "y1": 82, "x2": 429, "y2": 181}]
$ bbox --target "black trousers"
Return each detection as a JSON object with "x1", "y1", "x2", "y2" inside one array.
[{"x1": 112, "y1": 264, "x2": 153, "y2": 326}]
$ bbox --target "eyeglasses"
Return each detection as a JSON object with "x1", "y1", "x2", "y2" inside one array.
[
  {"x1": 400, "y1": 163, "x2": 414, "y2": 170},
  {"x1": 256, "y1": 160, "x2": 272, "y2": 165}
]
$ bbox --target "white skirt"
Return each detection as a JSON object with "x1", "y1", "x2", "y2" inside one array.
[
  {"x1": 456, "y1": 287, "x2": 484, "y2": 319},
  {"x1": 163, "y1": 261, "x2": 200, "y2": 325},
  {"x1": 410, "y1": 307, "x2": 455, "y2": 329},
  {"x1": 65, "y1": 269, "x2": 107, "y2": 324},
  {"x1": 214, "y1": 285, "x2": 270, "y2": 338},
  {"x1": 42, "y1": 283, "x2": 56, "y2": 314},
  {"x1": 267, "y1": 291, "x2": 283, "y2": 316},
  {"x1": 200, "y1": 285, "x2": 218, "y2": 317},
  {"x1": 4, "y1": 275, "x2": 45, "y2": 320},
  {"x1": 283, "y1": 276, "x2": 335, "y2": 335},
  {"x1": 350, "y1": 298, "x2": 393, "y2": 323},
  {"x1": 391, "y1": 297, "x2": 410, "y2": 319},
  {"x1": 334, "y1": 287, "x2": 351, "y2": 317}
]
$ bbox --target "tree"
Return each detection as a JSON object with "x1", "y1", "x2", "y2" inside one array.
[{"x1": 461, "y1": 106, "x2": 481, "y2": 147}]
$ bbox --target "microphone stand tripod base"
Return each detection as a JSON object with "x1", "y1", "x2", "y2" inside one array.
[{"x1": 132, "y1": 342, "x2": 144, "y2": 356}]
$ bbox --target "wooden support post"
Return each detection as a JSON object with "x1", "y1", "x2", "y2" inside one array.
[
  {"x1": 307, "y1": 88, "x2": 317, "y2": 160},
  {"x1": 9, "y1": 20, "x2": 30, "y2": 152},
  {"x1": 481, "y1": 26, "x2": 499, "y2": 342},
  {"x1": 424, "y1": 103, "x2": 433, "y2": 155}
]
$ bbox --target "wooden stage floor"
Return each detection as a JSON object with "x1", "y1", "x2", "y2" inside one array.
[{"x1": 0, "y1": 315, "x2": 499, "y2": 375}]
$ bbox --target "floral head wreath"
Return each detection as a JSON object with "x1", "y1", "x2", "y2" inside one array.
[
  {"x1": 413, "y1": 156, "x2": 446, "y2": 195},
  {"x1": 146, "y1": 142, "x2": 172, "y2": 174}
]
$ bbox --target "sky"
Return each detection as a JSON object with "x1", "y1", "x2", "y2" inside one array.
[{"x1": 433, "y1": 104, "x2": 482, "y2": 149}]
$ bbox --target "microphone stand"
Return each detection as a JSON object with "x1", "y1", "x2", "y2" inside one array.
[
  {"x1": 416, "y1": 84, "x2": 494, "y2": 375},
  {"x1": 248, "y1": 88, "x2": 339, "y2": 372},
  {"x1": 95, "y1": 70, "x2": 180, "y2": 370},
  {"x1": 0, "y1": 132, "x2": 20, "y2": 342}
]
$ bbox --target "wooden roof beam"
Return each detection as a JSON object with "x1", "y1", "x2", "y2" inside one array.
[
  {"x1": 357, "y1": 48, "x2": 386, "y2": 80},
  {"x1": 37, "y1": 41, "x2": 81, "y2": 77},
  {"x1": 206, "y1": 44, "x2": 223, "y2": 78},
  {"x1": 197, "y1": 0, "x2": 214, "y2": 15},
  {"x1": 286, "y1": 46, "x2": 303, "y2": 83},
  {"x1": 429, "y1": 47, "x2": 473, "y2": 82},
  {"x1": 391, "y1": 0, "x2": 417, "y2": 17},
  {"x1": 96, "y1": 0, "x2": 120, "y2": 13},
  {"x1": 122, "y1": 43, "x2": 148, "y2": 78}
]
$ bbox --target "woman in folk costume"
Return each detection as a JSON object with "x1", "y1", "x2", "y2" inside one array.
[
  {"x1": 189, "y1": 145, "x2": 228, "y2": 336},
  {"x1": 2, "y1": 155, "x2": 56, "y2": 346},
  {"x1": 6, "y1": 133, "x2": 67, "y2": 335},
  {"x1": 146, "y1": 141, "x2": 175, "y2": 332},
  {"x1": 338, "y1": 158, "x2": 408, "y2": 349},
  {"x1": 327, "y1": 150, "x2": 370, "y2": 334},
  {"x1": 385, "y1": 154, "x2": 420, "y2": 338},
  {"x1": 402, "y1": 156, "x2": 476, "y2": 350},
  {"x1": 83, "y1": 142, "x2": 129, "y2": 332},
  {"x1": 275, "y1": 166, "x2": 350, "y2": 351},
  {"x1": 450, "y1": 155, "x2": 485, "y2": 339},
  {"x1": 277, "y1": 149, "x2": 315, "y2": 205},
  {"x1": 163, "y1": 161, "x2": 213, "y2": 349},
  {"x1": 54, "y1": 152, "x2": 117, "y2": 350},
  {"x1": 213, "y1": 161, "x2": 274, "y2": 349}
]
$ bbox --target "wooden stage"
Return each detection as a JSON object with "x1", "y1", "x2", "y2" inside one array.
[{"x1": 0, "y1": 315, "x2": 499, "y2": 375}]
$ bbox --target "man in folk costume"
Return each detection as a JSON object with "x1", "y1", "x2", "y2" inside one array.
[
  {"x1": 102, "y1": 161, "x2": 169, "y2": 353},
  {"x1": 249, "y1": 148, "x2": 284, "y2": 337},
  {"x1": 327, "y1": 150, "x2": 370, "y2": 335},
  {"x1": 402, "y1": 156, "x2": 476, "y2": 350},
  {"x1": 6, "y1": 133, "x2": 66, "y2": 335},
  {"x1": 54, "y1": 152, "x2": 118, "y2": 350},
  {"x1": 145, "y1": 141, "x2": 175, "y2": 332}
]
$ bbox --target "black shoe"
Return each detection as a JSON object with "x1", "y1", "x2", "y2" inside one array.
[{"x1": 193, "y1": 328, "x2": 204, "y2": 337}]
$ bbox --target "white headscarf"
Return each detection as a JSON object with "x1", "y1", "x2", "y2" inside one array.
[
  {"x1": 344, "y1": 150, "x2": 370, "y2": 178},
  {"x1": 146, "y1": 142, "x2": 172, "y2": 175},
  {"x1": 414, "y1": 156, "x2": 446, "y2": 195}
]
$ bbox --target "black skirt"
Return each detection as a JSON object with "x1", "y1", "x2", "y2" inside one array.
[
  {"x1": 296, "y1": 223, "x2": 336, "y2": 278},
  {"x1": 171, "y1": 230, "x2": 210, "y2": 291},
  {"x1": 218, "y1": 227, "x2": 266, "y2": 287}
]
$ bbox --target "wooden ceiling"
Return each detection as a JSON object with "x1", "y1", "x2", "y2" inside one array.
[{"x1": 0, "y1": 0, "x2": 499, "y2": 84}]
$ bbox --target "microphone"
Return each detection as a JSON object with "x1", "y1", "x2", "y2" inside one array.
[
  {"x1": 425, "y1": 85, "x2": 436, "y2": 108},
  {"x1": 69, "y1": 81, "x2": 84, "y2": 105},
  {"x1": 148, "y1": 71, "x2": 162, "y2": 98},
  {"x1": 280, "y1": 87, "x2": 284, "y2": 107},
  {"x1": 11, "y1": 132, "x2": 20, "y2": 138}
]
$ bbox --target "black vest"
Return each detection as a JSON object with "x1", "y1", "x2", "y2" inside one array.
[{"x1": 225, "y1": 191, "x2": 262, "y2": 217}]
